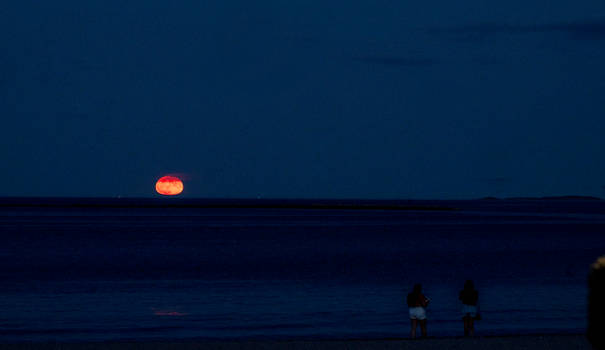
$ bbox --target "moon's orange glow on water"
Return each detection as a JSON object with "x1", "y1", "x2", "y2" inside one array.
[{"x1": 155, "y1": 176, "x2": 184, "y2": 196}]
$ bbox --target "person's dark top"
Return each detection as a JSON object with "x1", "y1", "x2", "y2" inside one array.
[
  {"x1": 407, "y1": 292, "x2": 429, "y2": 307},
  {"x1": 459, "y1": 289, "x2": 479, "y2": 306}
]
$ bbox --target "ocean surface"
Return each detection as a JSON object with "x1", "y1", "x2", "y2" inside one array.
[{"x1": 0, "y1": 198, "x2": 604, "y2": 342}]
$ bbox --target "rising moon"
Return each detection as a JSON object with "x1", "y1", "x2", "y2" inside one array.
[{"x1": 155, "y1": 176, "x2": 184, "y2": 196}]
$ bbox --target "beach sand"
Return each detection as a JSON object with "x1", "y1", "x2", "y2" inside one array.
[{"x1": 0, "y1": 335, "x2": 590, "y2": 350}]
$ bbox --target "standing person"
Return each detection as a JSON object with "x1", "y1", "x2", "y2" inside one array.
[
  {"x1": 407, "y1": 284, "x2": 429, "y2": 339},
  {"x1": 459, "y1": 280, "x2": 479, "y2": 336},
  {"x1": 588, "y1": 256, "x2": 605, "y2": 350}
]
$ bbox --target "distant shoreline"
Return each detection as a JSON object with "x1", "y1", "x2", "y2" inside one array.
[
  {"x1": 0, "y1": 195, "x2": 600, "y2": 210},
  {"x1": 0, "y1": 197, "x2": 458, "y2": 211},
  {"x1": 480, "y1": 195, "x2": 601, "y2": 201}
]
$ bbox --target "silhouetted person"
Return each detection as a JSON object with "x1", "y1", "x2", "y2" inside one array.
[
  {"x1": 407, "y1": 284, "x2": 429, "y2": 338},
  {"x1": 588, "y1": 257, "x2": 605, "y2": 350},
  {"x1": 459, "y1": 280, "x2": 479, "y2": 336}
]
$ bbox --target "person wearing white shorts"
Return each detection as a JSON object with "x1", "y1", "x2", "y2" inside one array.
[
  {"x1": 407, "y1": 284, "x2": 429, "y2": 338},
  {"x1": 459, "y1": 280, "x2": 479, "y2": 336}
]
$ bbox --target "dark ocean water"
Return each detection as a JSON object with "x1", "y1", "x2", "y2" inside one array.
[{"x1": 0, "y1": 198, "x2": 604, "y2": 342}]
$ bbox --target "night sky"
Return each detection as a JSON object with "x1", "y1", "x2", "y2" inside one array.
[{"x1": 2, "y1": 1, "x2": 604, "y2": 199}]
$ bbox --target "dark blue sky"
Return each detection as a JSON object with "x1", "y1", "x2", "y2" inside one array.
[{"x1": 2, "y1": 1, "x2": 604, "y2": 198}]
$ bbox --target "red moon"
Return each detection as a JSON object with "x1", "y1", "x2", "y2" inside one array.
[{"x1": 155, "y1": 176, "x2": 184, "y2": 196}]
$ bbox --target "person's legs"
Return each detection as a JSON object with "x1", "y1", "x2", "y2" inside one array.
[
  {"x1": 468, "y1": 317, "x2": 475, "y2": 336},
  {"x1": 419, "y1": 319, "x2": 427, "y2": 337},
  {"x1": 463, "y1": 315, "x2": 470, "y2": 336},
  {"x1": 410, "y1": 319, "x2": 417, "y2": 339}
]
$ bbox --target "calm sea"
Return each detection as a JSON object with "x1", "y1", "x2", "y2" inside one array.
[{"x1": 0, "y1": 198, "x2": 603, "y2": 342}]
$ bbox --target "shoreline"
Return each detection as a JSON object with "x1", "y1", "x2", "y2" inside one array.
[
  {"x1": 0, "y1": 334, "x2": 591, "y2": 349},
  {"x1": 0, "y1": 197, "x2": 458, "y2": 211}
]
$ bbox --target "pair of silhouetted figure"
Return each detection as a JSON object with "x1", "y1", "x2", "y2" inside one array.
[{"x1": 406, "y1": 280, "x2": 479, "y2": 338}]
